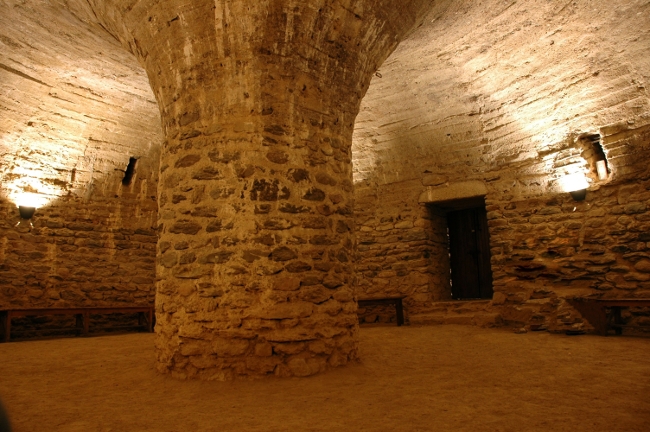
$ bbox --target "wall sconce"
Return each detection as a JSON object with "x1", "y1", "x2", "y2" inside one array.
[
  {"x1": 569, "y1": 189, "x2": 587, "y2": 201},
  {"x1": 19, "y1": 206, "x2": 36, "y2": 219},
  {"x1": 561, "y1": 173, "x2": 589, "y2": 202}
]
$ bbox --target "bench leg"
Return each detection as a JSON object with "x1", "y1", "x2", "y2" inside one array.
[
  {"x1": 76, "y1": 313, "x2": 90, "y2": 336},
  {"x1": 613, "y1": 307, "x2": 623, "y2": 335},
  {"x1": 83, "y1": 312, "x2": 90, "y2": 336},
  {"x1": 1, "y1": 311, "x2": 9, "y2": 342},
  {"x1": 567, "y1": 300, "x2": 608, "y2": 335},
  {"x1": 138, "y1": 311, "x2": 153, "y2": 332},
  {"x1": 395, "y1": 298, "x2": 404, "y2": 326},
  {"x1": 75, "y1": 314, "x2": 83, "y2": 336},
  {"x1": 149, "y1": 309, "x2": 154, "y2": 332}
]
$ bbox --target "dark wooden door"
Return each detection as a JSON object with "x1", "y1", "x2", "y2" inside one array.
[{"x1": 447, "y1": 206, "x2": 493, "y2": 299}]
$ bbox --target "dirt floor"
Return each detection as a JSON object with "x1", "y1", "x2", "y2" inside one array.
[{"x1": 0, "y1": 325, "x2": 649, "y2": 432}]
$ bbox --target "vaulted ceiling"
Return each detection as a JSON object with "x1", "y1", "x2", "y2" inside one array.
[
  {"x1": 353, "y1": 0, "x2": 650, "y2": 193},
  {"x1": 1, "y1": 0, "x2": 649, "y2": 204}
]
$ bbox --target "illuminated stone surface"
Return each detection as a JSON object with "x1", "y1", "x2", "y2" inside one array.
[
  {"x1": 1, "y1": 0, "x2": 650, "y2": 378},
  {"x1": 353, "y1": 0, "x2": 650, "y2": 329},
  {"x1": 80, "y1": 0, "x2": 430, "y2": 378},
  {"x1": 0, "y1": 0, "x2": 161, "y2": 308}
]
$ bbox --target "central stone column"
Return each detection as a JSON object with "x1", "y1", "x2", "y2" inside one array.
[{"x1": 87, "y1": 0, "x2": 430, "y2": 379}]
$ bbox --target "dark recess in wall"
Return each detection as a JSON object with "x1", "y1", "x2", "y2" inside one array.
[{"x1": 122, "y1": 157, "x2": 138, "y2": 186}]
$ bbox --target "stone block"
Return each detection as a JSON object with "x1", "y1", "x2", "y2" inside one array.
[
  {"x1": 273, "y1": 276, "x2": 301, "y2": 291},
  {"x1": 299, "y1": 286, "x2": 332, "y2": 304},
  {"x1": 634, "y1": 260, "x2": 650, "y2": 273},
  {"x1": 251, "y1": 302, "x2": 314, "y2": 320},
  {"x1": 444, "y1": 314, "x2": 474, "y2": 325},
  {"x1": 474, "y1": 313, "x2": 504, "y2": 328},
  {"x1": 271, "y1": 342, "x2": 305, "y2": 355},
  {"x1": 254, "y1": 342, "x2": 273, "y2": 357},
  {"x1": 421, "y1": 174, "x2": 448, "y2": 186},
  {"x1": 286, "y1": 357, "x2": 322, "y2": 377},
  {"x1": 211, "y1": 338, "x2": 250, "y2": 357},
  {"x1": 418, "y1": 181, "x2": 487, "y2": 204},
  {"x1": 394, "y1": 220, "x2": 414, "y2": 229},
  {"x1": 407, "y1": 313, "x2": 444, "y2": 325},
  {"x1": 245, "y1": 357, "x2": 279, "y2": 374}
]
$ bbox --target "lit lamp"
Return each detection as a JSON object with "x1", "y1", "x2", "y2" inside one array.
[
  {"x1": 14, "y1": 192, "x2": 47, "y2": 224},
  {"x1": 569, "y1": 189, "x2": 587, "y2": 201},
  {"x1": 561, "y1": 173, "x2": 589, "y2": 202},
  {"x1": 19, "y1": 206, "x2": 36, "y2": 219}
]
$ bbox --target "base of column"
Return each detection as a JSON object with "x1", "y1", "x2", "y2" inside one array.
[{"x1": 154, "y1": 329, "x2": 359, "y2": 380}]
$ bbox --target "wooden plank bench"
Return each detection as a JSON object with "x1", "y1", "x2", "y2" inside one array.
[
  {"x1": 0, "y1": 306, "x2": 154, "y2": 342},
  {"x1": 358, "y1": 296, "x2": 406, "y2": 326},
  {"x1": 567, "y1": 298, "x2": 650, "y2": 336}
]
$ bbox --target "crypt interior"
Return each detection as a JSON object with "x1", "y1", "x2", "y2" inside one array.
[{"x1": 1, "y1": 0, "x2": 649, "y2": 430}]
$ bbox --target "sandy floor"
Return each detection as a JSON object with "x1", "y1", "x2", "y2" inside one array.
[{"x1": 0, "y1": 325, "x2": 649, "y2": 432}]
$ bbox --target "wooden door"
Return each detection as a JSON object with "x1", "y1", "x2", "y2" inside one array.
[{"x1": 447, "y1": 206, "x2": 493, "y2": 299}]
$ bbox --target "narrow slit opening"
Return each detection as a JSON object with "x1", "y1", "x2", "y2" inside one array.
[
  {"x1": 578, "y1": 133, "x2": 609, "y2": 181},
  {"x1": 122, "y1": 157, "x2": 138, "y2": 186},
  {"x1": 587, "y1": 134, "x2": 609, "y2": 179}
]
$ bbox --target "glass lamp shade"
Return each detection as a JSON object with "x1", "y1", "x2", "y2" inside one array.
[
  {"x1": 18, "y1": 206, "x2": 36, "y2": 219},
  {"x1": 569, "y1": 189, "x2": 587, "y2": 201}
]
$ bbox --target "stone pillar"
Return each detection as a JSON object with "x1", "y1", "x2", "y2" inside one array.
[{"x1": 86, "y1": 0, "x2": 430, "y2": 379}]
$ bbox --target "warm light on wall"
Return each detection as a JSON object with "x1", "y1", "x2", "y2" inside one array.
[
  {"x1": 12, "y1": 191, "x2": 51, "y2": 209},
  {"x1": 560, "y1": 173, "x2": 589, "y2": 193},
  {"x1": 3, "y1": 177, "x2": 58, "y2": 227},
  {"x1": 2, "y1": 173, "x2": 56, "y2": 210},
  {"x1": 560, "y1": 173, "x2": 589, "y2": 201}
]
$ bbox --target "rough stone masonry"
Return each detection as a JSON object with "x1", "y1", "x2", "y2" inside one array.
[
  {"x1": 2, "y1": 0, "x2": 650, "y2": 380},
  {"x1": 0, "y1": 1, "x2": 161, "y2": 313},
  {"x1": 76, "y1": 0, "x2": 433, "y2": 379},
  {"x1": 352, "y1": 0, "x2": 650, "y2": 331}
]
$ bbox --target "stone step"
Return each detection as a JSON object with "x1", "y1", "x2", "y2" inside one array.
[
  {"x1": 409, "y1": 313, "x2": 469, "y2": 326},
  {"x1": 406, "y1": 311, "x2": 434, "y2": 322},
  {"x1": 409, "y1": 311, "x2": 503, "y2": 328},
  {"x1": 427, "y1": 300, "x2": 492, "y2": 314}
]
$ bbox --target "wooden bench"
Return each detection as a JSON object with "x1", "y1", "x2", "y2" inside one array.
[
  {"x1": 0, "y1": 306, "x2": 154, "y2": 342},
  {"x1": 567, "y1": 298, "x2": 650, "y2": 336},
  {"x1": 358, "y1": 296, "x2": 406, "y2": 326}
]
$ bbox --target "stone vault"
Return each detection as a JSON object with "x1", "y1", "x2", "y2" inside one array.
[{"x1": 1, "y1": 0, "x2": 650, "y2": 379}]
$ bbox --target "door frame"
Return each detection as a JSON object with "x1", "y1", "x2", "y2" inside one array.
[
  {"x1": 446, "y1": 204, "x2": 493, "y2": 299},
  {"x1": 436, "y1": 197, "x2": 494, "y2": 300}
]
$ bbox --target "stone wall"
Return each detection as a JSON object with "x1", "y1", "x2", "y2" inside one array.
[
  {"x1": 355, "y1": 180, "x2": 452, "y2": 323},
  {"x1": 352, "y1": 0, "x2": 650, "y2": 330},
  {"x1": 487, "y1": 124, "x2": 650, "y2": 331},
  {"x1": 2, "y1": 0, "x2": 649, "y2": 376},
  {"x1": 0, "y1": 196, "x2": 158, "y2": 308},
  {"x1": 0, "y1": 0, "x2": 162, "y2": 309},
  {"x1": 82, "y1": 0, "x2": 434, "y2": 379},
  {"x1": 354, "y1": 127, "x2": 650, "y2": 332}
]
